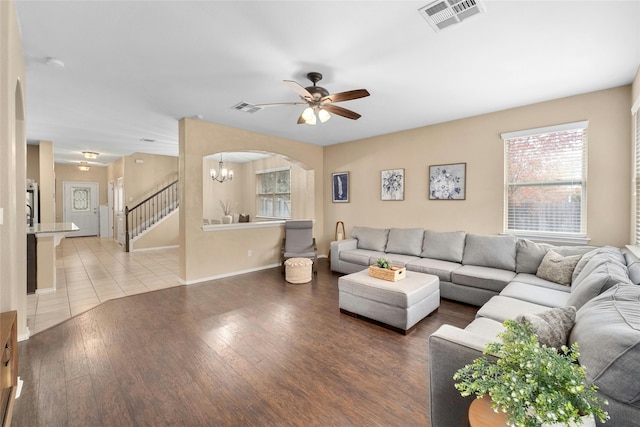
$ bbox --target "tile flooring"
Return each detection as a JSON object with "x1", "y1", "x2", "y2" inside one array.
[{"x1": 26, "y1": 236, "x2": 181, "y2": 335}]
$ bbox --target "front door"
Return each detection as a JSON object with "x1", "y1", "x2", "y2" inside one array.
[{"x1": 63, "y1": 181, "x2": 99, "y2": 237}]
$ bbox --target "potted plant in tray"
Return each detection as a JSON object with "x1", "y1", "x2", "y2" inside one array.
[
  {"x1": 453, "y1": 319, "x2": 608, "y2": 427},
  {"x1": 369, "y1": 257, "x2": 405, "y2": 281}
]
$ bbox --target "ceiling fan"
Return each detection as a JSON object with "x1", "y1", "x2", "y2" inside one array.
[{"x1": 256, "y1": 72, "x2": 370, "y2": 125}]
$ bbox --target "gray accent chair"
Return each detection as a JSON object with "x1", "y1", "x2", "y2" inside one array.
[{"x1": 281, "y1": 220, "x2": 317, "y2": 274}]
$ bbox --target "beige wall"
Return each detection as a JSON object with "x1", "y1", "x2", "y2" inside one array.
[
  {"x1": 324, "y1": 86, "x2": 633, "y2": 248},
  {"x1": 124, "y1": 152, "x2": 178, "y2": 205},
  {"x1": 26, "y1": 144, "x2": 39, "y2": 181},
  {"x1": 179, "y1": 119, "x2": 324, "y2": 283},
  {"x1": 38, "y1": 141, "x2": 55, "y2": 223},
  {"x1": 54, "y1": 164, "x2": 109, "y2": 222},
  {"x1": 131, "y1": 209, "x2": 178, "y2": 251},
  {"x1": 0, "y1": 0, "x2": 28, "y2": 337}
]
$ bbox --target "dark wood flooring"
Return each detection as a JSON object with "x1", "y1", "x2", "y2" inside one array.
[{"x1": 12, "y1": 259, "x2": 477, "y2": 427}]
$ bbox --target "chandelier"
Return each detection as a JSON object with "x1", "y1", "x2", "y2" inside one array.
[
  {"x1": 210, "y1": 154, "x2": 233, "y2": 183},
  {"x1": 78, "y1": 161, "x2": 90, "y2": 172}
]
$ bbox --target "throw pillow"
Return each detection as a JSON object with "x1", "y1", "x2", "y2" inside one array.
[
  {"x1": 515, "y1": 306, "x2": 577, "y2": 349},
  {"x1": 536, "y1": 250, "x2": 582, "y2": 285}
]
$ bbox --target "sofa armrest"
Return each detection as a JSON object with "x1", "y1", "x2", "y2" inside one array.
[
  {"x1": 428, "y1": 325, "x2": 497, "y2": 427},
  {"x1": 330, "y1": 238, "x2": 357, "y2": 267}
]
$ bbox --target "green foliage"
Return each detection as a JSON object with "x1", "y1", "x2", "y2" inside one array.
[
  {"x1": 453, "y1": 320, "x2": 608, "y2": 427},
  {"x1": 375, "y1": 257, "x2": 391, "y2": 269}
]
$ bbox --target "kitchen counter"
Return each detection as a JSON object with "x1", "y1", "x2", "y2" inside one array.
[
  {"x1": 27, "y1": 222, "x2": 78, "y2": 293},
  {"x1": 27, "y1": 222, "x2": 78, "y2": 234}
]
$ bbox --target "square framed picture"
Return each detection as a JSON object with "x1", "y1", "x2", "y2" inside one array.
[
  {"x1": 332, "y1": 172, "x2": 349, "y2": 203},
  {"x1": 429, "y1": 163, "x2": 466, "y2": 200},
  {"x1": 381, "y1": 168, "x2": 404, "y2": 201}
]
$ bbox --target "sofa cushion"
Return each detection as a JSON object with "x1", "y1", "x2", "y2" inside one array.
[
  {"x1": 516, "y1": 306, "x2": 576, "y2": 349},
  {"x1": 406, "y1": 258, "x2": 462, "y2": 283},
  {"x1": 421, "y1": 230, "x2": 466, "y2": 263},
  {"x1": 464, "y1": 317, "x2": 505, "y2": 338},
  {"x1": 627, "y1": 262, "x2": 640, "y2": 285},
  {"x1": 511, "y1": 273, "x2": 570, "y2": 292},
  {"x1": 339, "y1": 249, "x2": 385, "y2": 266},
  {"x1": 535, "y1": 250, "x2": 582, "y2": 286},
  {"x1": 515, "y1": 239, "x2": 554, "y2": 274},
  {"x1": 572, "y1": 246, "x2": 625, "y2": 283},
  {"x1": 500, "y1": 282, "x2": 570, "y2": 308},
  {"x1": 570, "y1": 283, "x2": 640, "y2": 406},
  {"x1": 566, "y1": 261, "x2": 633, "y2": 309},
  {"x1": 622, "y1": 250, "x2": 640, "y2": 285},
  {"x1": 451, "y1": 265, "x2": 516, "y2": 293},
  {"x1": 462, "y1": 234, "x2": 516, "y2": 271},
  {"x1": 385, "y1": 228, "x2": 424, "y2": 257},
  {"x1": 380, "y1": 253, "x2": 421, "y2": 267},
  {"x1": 351, "y1": 227, "x2": 389, "y2": 252},
  {"x1": 476, "y1": 295, "x2": 550, "y2": 323}
]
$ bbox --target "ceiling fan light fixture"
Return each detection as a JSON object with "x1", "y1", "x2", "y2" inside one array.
[
  {"x1": 318, "y1": 109, "x2": 331, "y2": 123},
  {"x1": 301, "y1": 107, "x2": 316, "y2": 125}
]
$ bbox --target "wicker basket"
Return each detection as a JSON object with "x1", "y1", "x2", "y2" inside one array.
[{"x1": 368, "y1": 265, "x2": 406, "y2": 282}]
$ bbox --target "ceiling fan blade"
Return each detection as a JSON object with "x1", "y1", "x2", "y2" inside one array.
[
  {"x1": 254, "y1": 102, "x2": 307, "y2": 107},
  {"x1": 323, "y1": 104, "x2": 362, "y2": 120},
  {"x1": 322, "y1": 89, "x2": 370, "y2": 103},
  {"x1": 284, "y1": 80, "x2": 313, "y2": 101}
]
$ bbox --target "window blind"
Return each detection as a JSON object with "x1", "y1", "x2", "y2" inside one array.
[
  {"x1": 635, "y1": 112, "x2": 640, "y2": 243},
  {"x1": 503, "y1": 122, "x2": 587, "y2": 236}
]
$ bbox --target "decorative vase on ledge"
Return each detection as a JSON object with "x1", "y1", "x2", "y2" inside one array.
[{"x1": 221, "y1": 215, "x2": 232, "y2": 224}]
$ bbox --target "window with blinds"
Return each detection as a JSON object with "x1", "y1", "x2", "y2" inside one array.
[
  {"x1": 502, "y1": 121, "x2": 588, "y2": 237},
  {"x1": 635, "y1": 112, "x2": 640, "y2": 243},
  {"x1": 256, "y1": 167, "x2": 291, "y2": 219}
]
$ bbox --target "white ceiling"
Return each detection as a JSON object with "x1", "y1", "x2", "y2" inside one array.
[{"x1": 15, "y1": 1, "x2": 640, "y2": 167}]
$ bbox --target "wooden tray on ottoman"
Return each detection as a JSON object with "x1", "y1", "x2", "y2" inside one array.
[{"x1": 368, "y1": 265, "x2": 406, "y2": 282}]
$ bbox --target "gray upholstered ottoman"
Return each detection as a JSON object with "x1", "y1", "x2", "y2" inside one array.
[{"x1": 338, "y1": 269, "x2": 440, "y2": 334}]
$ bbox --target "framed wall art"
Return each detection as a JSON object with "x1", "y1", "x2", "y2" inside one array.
[
  {"x1": 381, "y1": 168, "x2": 404, "y2": 201},
  {"x1": 332, "y1": 172, "x2": 350, "y2": 203},
  {"x1": 429, "y1": 163, "x2": 466, "y2": 200}
]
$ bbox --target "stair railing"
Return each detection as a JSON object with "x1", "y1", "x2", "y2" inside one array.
[{"x1": 124, "y1": 180, "x2": 178, "y2": 252}]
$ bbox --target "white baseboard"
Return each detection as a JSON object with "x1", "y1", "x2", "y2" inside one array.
[
  {"x1": 18, "y1": 326, "x2": 30, "y2": 342},
  {"x1": 35, "y1": 288, "x2": 55, "y2": 295},
  {"x1": 181, "y1": 263, "x2": 281, "y2": 285},
  {"x1": 131, "y1": 244, "x2": 179, "y2": 253}
]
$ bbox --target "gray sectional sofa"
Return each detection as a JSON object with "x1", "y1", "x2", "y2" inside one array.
[{"x1": 330, "y1": 227, "x2": 640, "y2": 426}]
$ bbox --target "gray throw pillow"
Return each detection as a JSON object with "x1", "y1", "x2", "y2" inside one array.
[
  {"x1": 515, "y1": 306, "x2": 576, "y2": 349},
  {"x1": 536, "y1": 250, "x2": 582, "y2": 285},
  {"x1": 351, "y1": 226, "x2": 389, "y2": 252},
  {"x1": 385, "y1": 228, "x2": 424, "y2": 256}
]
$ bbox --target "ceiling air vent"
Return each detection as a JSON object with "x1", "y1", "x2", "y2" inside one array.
[
  {"x1": 418, "y1": 0, "x2": 486, "y2": 32},
  {"x1": 231, "y1": 102, "x2": 263, "y2": 114}
]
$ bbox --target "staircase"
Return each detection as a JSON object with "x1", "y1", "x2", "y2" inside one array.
[{"x1": 124, "y1": 179, "x2": 178, "y2": 252}]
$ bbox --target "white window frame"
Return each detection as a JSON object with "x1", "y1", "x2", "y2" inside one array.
[
  {"x1": 502, "y1": 121, "x2": 589, "y2": 243},
  {"x1": 256, "y1": 167, "x2": 291, "y2": 219},
  {"x1": 633, "y1": 100, "x2": 640, "y2": 246}
]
